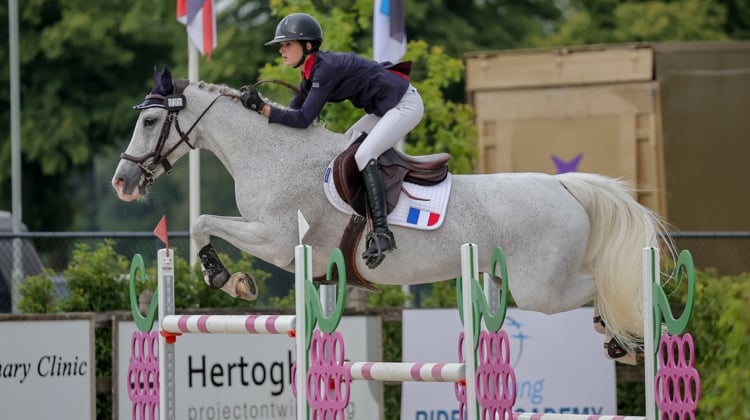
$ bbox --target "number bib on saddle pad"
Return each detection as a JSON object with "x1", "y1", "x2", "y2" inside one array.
[{"x1": 323, "y1": 164, "x2": 451, "y2": 230}]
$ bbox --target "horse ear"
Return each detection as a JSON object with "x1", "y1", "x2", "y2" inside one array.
[
  {"x1": 162, "y1": 65, "x2": 172, "y2": 80},
  {"x1": 156, "y1": 65, "x2": 174, "y2": 95}
]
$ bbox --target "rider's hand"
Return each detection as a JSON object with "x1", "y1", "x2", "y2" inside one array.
[{"x1": 240, "y1": 87, "x2": 266, "y2": 113}]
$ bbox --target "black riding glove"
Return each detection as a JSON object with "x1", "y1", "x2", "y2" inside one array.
[{"x1": 240, "y1": 87, "x2": 266, "y2": 113}]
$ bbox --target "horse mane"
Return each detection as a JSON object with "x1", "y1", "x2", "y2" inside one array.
[
  {"x1": 192, "y1": 80, "x2": 241, "y2": 97},
  {"x1": 189, "y1": 79, "x2": 326, "y2": 128}
]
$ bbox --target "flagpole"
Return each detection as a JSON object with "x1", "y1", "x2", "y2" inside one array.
[
  {"x1": 188, "y1": 39, "x2": 200, "y2": 270},
  {"x1": 8, "y1": 0, "x2": 23, "y2": 313}
]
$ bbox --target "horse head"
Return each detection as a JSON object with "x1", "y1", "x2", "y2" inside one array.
[{"x1": 112, "y1": 66, "x2": 245, "y2": 201}]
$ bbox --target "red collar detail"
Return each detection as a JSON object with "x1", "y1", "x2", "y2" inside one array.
[{"x1": 301, "y1": 53, "x2": 316, "y2": 79}]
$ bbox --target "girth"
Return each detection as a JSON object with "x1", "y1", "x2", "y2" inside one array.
[{"x1": 313, "y1": 214, "x2": 381, "y2": 293}]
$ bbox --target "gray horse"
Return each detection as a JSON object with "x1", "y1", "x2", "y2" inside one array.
[{"x1": 112, "y1": 67, "x2": 670, "y2": 363}]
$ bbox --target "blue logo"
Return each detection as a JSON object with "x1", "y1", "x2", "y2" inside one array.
[{"x1": 505, "y1": 316, "x2": 529, "y2": 368}]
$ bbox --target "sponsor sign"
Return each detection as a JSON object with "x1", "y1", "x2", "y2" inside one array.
[
  {"x1": 117, "y1": 316, "x2": 382, "y2": 420},
  {"x1": 401, "y1": 308, "x2": 616, "y2": 419},
  {"x1": 0, "y1": 316, "x2": 95, "y2": 419}
]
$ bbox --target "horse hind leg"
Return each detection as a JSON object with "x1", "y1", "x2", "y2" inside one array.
[
  {"x1": 552, "y1": 272, "x2": 643, "y2": 365},
  {"x1": 544, "y1": 272, "x2": 597, "y2": 313},
  {"x1": 198, "y1": 244, "x2": 258, "y2": 301},
  {"x1": 593, "y1": 303, "x2": 642, "y2": 365},
  {"x1": 511, "y1": 268, "x2": 596, "y2": 315},
  {"x1": 530, "y1": 271, "x2": 643, "y2": 365}
]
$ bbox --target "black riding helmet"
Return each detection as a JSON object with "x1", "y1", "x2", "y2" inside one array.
[
  {"x1": 265, "y1": 13, "x2": 323, "y2": 67},
  {"x1": 265, "y1": 13, "x2": 323, "y2": 48}
]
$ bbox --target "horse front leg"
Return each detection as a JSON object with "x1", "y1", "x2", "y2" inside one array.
[
  {"x1": 191, "y1": 215, "x2": 292, "y2": 301},
  {"x1": 194, "y1": 242, "x2": 251, "y2": 298}
]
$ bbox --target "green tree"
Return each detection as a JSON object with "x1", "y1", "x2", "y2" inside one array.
[
  {"x1": 0, "y1": 0, "x2": 569, "y2": 231},
  {"x1": 0, "y1": 1, "x2": 180, "y2": 230},
  {"x1": 262, "y1": 0, "x2": 477, "y2": 173},
  {"x1": 61, "y1": 241, "x2": 130, "y2": 311},
  {"x1": 0, "y1": 0, "x2": 280, "y2": 232},
  {"x1": 535, "y1": 0, "x2": 733, "y2": 47},
  {"x1": 6, "y1": 1, "x2": 750, "y2": 232},
  {"x1": 404, "y1": 0, "x2": 562, "y2": 54},
  {"x1": 17, "y1": 269, "x2": 61, "y2": 313},
  {"x1": 721, "y1": 0, "x2": 750, "y2": 38},
  {"x1": 290, "y1": 0, "x2": 563, "y2": 56}
]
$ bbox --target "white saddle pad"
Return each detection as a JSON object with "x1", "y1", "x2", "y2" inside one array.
[{"x1": 323, "y1": 164, "x2": 451, "y2": 231}]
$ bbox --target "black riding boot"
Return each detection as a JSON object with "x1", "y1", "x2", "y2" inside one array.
[{"x1": 361, "y1": 159, "x2": 397, "y2": 269}]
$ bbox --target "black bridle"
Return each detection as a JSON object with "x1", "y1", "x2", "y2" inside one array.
[
  {"x1": 120, "y1": 80, "x2": 232, "y2": 186},
  {"x1": 121, "y1": 78, "x2": 299, "y2": 186}
]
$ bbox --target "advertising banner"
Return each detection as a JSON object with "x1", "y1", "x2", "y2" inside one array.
[
  {"x1": 0, "y1": 316, "x2": 95, "y2": 420},
  {"x1": 117, "y1": 316, "x2": 382, "y2": 420},
  {"x1": 401, "y1": 307, "x2": 616, "y2": 419}
]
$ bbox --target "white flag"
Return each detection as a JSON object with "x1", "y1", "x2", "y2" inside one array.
[
  {"x1": 297, "y1": 210, "x2": 310, "y2": 244},
  {"x1": 373, "y1": 0, "x2": 406, "y2": 63},
  {"x1": 177, "y1": 0, "x2": 217, "y2": 57}
]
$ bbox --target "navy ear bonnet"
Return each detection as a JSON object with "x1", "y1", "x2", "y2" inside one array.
[{"x1": 133, "y1": 65, "x2": 186, "y2": 111}]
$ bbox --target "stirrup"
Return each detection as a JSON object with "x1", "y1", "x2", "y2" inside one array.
[{"x1": 362, "y1": 231, "x2": 396, "y2": 269}]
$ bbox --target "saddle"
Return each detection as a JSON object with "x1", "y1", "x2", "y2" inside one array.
[
  {"x1": 313, "y1": 133, "x2": 451, "y2": 292},
  {"x1": 332, "y1": 133, "x2": 451, "y2": 216}
]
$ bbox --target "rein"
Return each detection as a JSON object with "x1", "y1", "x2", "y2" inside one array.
[
  {"x1": 249, "y1": 79, "x2": 305, "y2": 99},
  {"x1": 123, "y1": 77, "x2": 300, "y2": 186},
  {"x1": 120, "y1": 81, "x2": 232, "y2": 185}
]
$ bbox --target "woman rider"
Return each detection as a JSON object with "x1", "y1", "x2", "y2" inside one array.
[{"x1": 240, "y1": 13, "x2": 424, "y2": 270}]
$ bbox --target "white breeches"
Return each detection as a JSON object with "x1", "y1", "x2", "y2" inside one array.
[{"x1": 346, "y1": 85, "x2": 424, "y2": 170}]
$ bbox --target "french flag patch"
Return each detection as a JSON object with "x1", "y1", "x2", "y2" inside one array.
[{"x1": 406, "y1": 207, "x2": 441, "y2": 227}]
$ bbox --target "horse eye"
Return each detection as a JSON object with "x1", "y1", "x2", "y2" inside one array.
[{"x1": 143, "y1": 117, "x2": 157, "y2": 127}]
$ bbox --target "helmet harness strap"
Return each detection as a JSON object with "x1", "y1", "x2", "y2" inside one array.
[{"x1": 295, "y1": 41, "x2": 314, "y2": 68}]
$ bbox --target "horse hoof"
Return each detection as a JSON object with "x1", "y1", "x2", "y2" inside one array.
[
  {"x1": 604, "y1": 338, "x2": 643, "y2": 365},
  {"x1": 607, "y1": 350, "x2": 641, "y2": 365},
  {"x1": 229, "y1": 272, "x2": 258, "y2": 301}
]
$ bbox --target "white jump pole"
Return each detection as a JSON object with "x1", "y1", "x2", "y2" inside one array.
[
  {"x1": 157, "y1": 249, "x2": 176, "y2": 420},
  {"x1": 294, "y1": 244, "x2": 310, "y2": 420},
  {"x1": 512, "y1": 415, "x2": 646, "y2": 420},
  {"x1": 642, "y1": 247, "x2": 658, "y2": 420},
  {"x1": 345, "y1": 361, "x2": 466, "y2": 382},
  {"x1": 461, "y1": 243, "x2": 479, "y2": 420},
  {"x1": 161, "y1": 314, "x2": 295, "y2": 334}
]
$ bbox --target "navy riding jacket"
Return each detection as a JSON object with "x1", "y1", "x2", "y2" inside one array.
[{"x1": 268, "y1": 51, "x2": 410, "y2": 128}]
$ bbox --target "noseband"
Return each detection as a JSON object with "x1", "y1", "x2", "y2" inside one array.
[{"x1": 120, "y1": 79, "x2": 231, "y2": 186}]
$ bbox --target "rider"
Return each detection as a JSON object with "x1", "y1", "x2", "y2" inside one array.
[{"x1": 241, "y1": 12, "x2": 424, "y2": 269}]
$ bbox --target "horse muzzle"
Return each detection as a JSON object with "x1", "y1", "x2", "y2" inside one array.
[{"x1": 111, "y1": 158, "x2": 160, "y2": 201}]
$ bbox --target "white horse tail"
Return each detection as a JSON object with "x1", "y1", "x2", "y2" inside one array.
[{"x1": 555, "y1": 172, "x2": 669, "y2": 351}]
